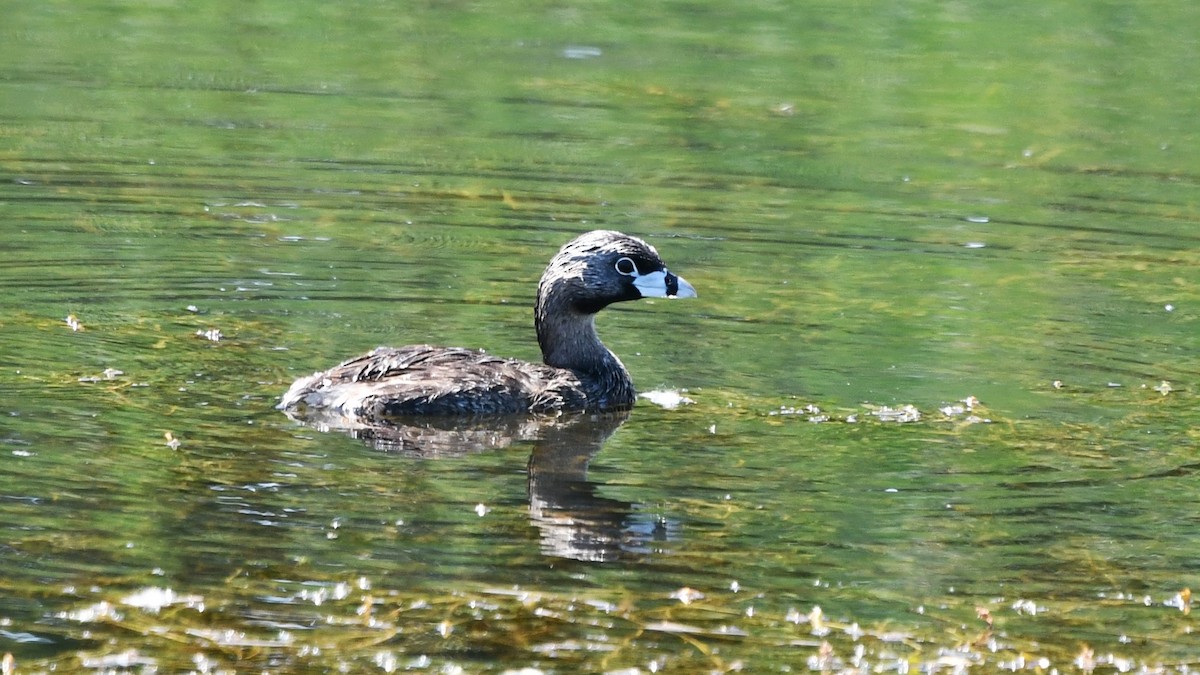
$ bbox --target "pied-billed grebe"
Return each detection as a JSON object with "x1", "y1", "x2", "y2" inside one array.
[{"x1": 279, "y1": 230, "x2": 696, "y2": 419}]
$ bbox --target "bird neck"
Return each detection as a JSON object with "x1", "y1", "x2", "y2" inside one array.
[{"x1": 535, "y1": 289, "x2": 629, "y2": 383}]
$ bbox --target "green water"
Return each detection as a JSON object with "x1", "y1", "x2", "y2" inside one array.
[{"x1": 3, "y1": 1, "x2": 1199, "y2": 672}]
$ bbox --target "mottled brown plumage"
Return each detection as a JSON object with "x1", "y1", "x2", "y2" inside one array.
[{"x1": 279, "y1": 230, "x2": 695, "y2": 425}]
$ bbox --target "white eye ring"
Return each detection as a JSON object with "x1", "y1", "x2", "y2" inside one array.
[{"x1": 615, "y1": 256, "x2": 639, "y2": 276}]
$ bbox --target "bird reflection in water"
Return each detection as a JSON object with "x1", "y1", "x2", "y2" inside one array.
[{"x1": 283, "y1": 409, "x2": 671, "y2": 562}]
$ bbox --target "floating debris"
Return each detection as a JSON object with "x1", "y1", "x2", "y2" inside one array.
[
  {"x1": 776, "y1": 403, "x2": 831, "y2": 422},
  {"x1": 768, "y1": 403, "x2": 822, "y2": 417},
  {"x1": 122, "y1": 587, "x2": 204, "y2": 613},
  {"x1": 769, "y1": 399, "x2": 994, "y2": 425},
  {"x1": 1166, "y1": 588, "x2": 1191, "y2": 614},
  {"x1": 1151, "y1": 380, "x2": 1173, "y2": 395},
  {"x1": 34, "y1": 577, "x2": 1188, "y2": 674},
  {"x1": 164, "y1": 432, "x2": 181, "y2": 450},
  {"x1": 474, "y1": 503, "x2": 490, "y2": 517},
  {"x1": 1011, "y1": 599, "x2": 1041, "y2": 616},
  {"x1": 807, "y1": 606, "x2": 830, "y2": 636},
  {"x1": 938, "y1": 396, "x2": 990, "y2": 423},
  {"x1": 670, "y1": 587, "x2": 705, "y2": 605},
  {"x1": 185, "y1": 305, "x2": 200, "y2": 313},
  {"x1": 1075, "y1": 645, "x2": 1095, "y2": 671},
  {"x1": 639, "y1": 389, "x2": 694, "y2": 409},
  {"x1": 79, "y1": 368, "x2": 124, "y2": 383},
  {"x1": 65, "y1": 314, "x2": 83, "y2": 331},
  {"x1": 806, "y1": 641, "x2": 838, "y2": 671},
  {"x1": 196, "y1": 328, "x2": 223, "y2": 342},
  {"x1": 869, "y1": 404, "x2": 921, "y2": 423}
]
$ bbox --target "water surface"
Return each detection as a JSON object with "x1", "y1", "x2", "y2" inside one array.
[{"x1": 2, "y1": 1, "x2": 1199, "y2": 671}]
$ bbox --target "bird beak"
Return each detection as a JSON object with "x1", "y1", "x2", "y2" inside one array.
[{"x1": 634, "y1": 269, "x2": 697, "y2": 299}]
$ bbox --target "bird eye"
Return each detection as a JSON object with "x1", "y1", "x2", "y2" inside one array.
[{"x1": 615, "y1": 257, "x2": 639, "y2": 276}]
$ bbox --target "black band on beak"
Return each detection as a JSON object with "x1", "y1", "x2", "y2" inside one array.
[{"x1": 665, "y1": 272, "x2": 679, "y2": 297}]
